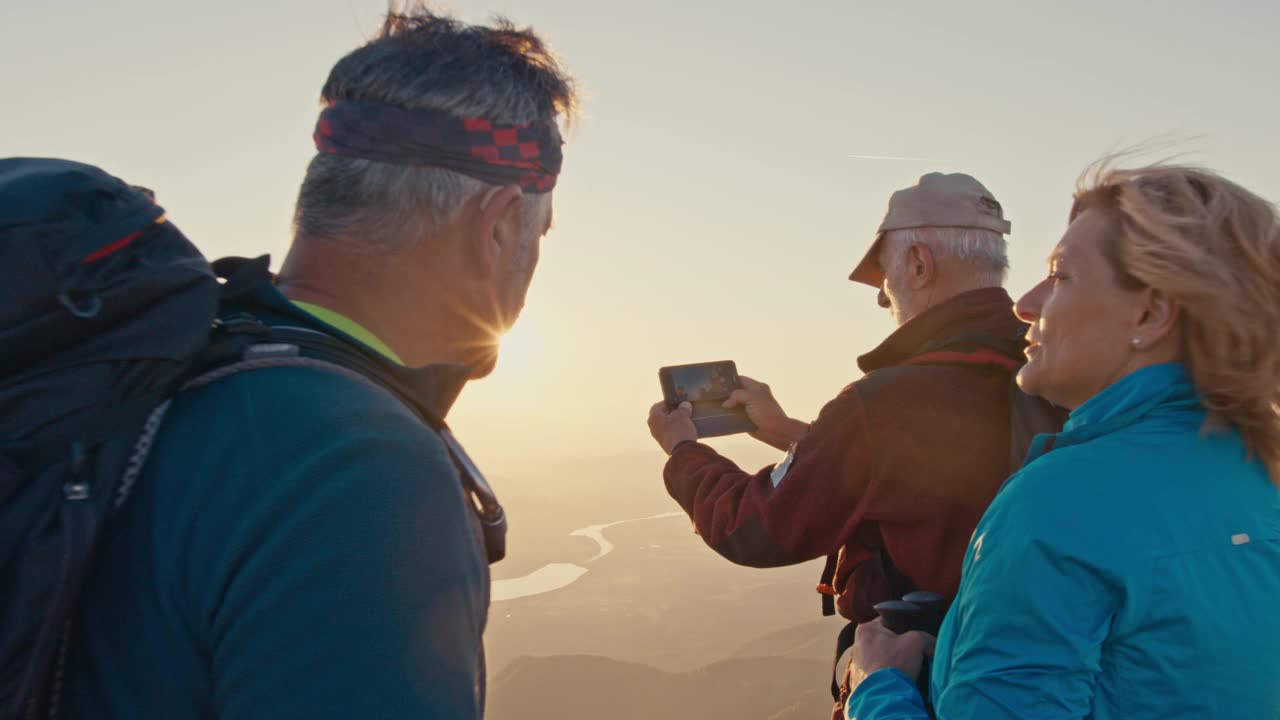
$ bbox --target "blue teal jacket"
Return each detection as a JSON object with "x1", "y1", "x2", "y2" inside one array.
[
  {"x1": 60, "y1": 277, "x2": 491, "y2": 719},
  {"x1": 847, "y1": 363, "x2": 1280, "y2": 719}
]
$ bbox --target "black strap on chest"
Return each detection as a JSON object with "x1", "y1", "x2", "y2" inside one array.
[
  {"x1": 201, "y1": 256, "x2": 506, "y2": 564},
  {"x1": 209, "y1": 319, "x2": 507, "y2": 564}
]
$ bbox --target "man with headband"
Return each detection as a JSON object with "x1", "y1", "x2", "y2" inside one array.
[
  {"x1": 60, "y1": 7, "x2": 574, "y2": 719},
  {"x1": 646, "y1": 173, "x2": 1063, "y2": 717}
]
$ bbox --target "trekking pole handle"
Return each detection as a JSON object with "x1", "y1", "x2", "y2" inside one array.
[
  {"x1": 901, "y1": 591, "x2": 945, "y2": 636},
  {"x1": 873, "y1": 600, "x2": 923, "y2": 634}
]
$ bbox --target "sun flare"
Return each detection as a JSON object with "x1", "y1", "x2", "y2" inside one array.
[{"x1": 494, "y1": 316, "x2": 541, "y2": 379}]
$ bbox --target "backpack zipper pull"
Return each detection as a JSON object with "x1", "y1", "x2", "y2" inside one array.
[{"x1": 63, "y1": 441, "x2": 89, "y2": 500}]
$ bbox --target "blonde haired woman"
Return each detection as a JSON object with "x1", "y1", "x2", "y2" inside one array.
[{"x1": 845, "y1": 162, "x2": 1280, "y2": 719}]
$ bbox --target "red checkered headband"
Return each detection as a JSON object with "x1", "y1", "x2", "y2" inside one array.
[{"x1": 314, "y1": 100, "x2": 562, "y2": 193}]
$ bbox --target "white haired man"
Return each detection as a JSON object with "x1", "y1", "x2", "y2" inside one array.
[{"x1": 647, "y1": 173, "x2": 1064, "y2": 716}]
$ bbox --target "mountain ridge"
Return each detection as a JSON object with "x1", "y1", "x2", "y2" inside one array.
[{"x1": 489, "y1": 653, "x2": 832, "y2": 720}]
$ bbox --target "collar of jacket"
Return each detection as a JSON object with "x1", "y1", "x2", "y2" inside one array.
[
  {"x1": 1022, "y1": 363, "x2": 1199, "y2": 467},
  {"x1": 857, "y1": 287, "x2": 1025, "y2": 373},
  {"x1": 215, "y1": 255, "x2": 472, "y2": 420},
  {"x1": 1064, "y1": 362, "x2": 1198, "y2": 437}
]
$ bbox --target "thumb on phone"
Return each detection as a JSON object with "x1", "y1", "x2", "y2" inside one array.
[{"x1": 723, "y1": 390, "x2": 746, "y2": 409}]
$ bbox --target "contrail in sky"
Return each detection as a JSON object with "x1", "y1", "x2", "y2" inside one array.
[{"x1": 847, "y1": 154, "x2": 936, "y2": 162}]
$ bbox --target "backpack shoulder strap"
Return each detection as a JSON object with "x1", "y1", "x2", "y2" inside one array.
[
  {"x1": 195, "y1": 257, "x2": 506, "y2": 560},
  {"x1": 177, "y1": 321, "x2": 507, "y2": 564}
]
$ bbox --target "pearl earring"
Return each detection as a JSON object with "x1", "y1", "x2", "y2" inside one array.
[{"x1": 1131, "y1": 337, "x2": 1141, "y2": 348}]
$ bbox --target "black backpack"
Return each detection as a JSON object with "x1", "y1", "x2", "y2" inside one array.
[{"x1": 0, "y1": 158, "x2": 506, "y2": 719}]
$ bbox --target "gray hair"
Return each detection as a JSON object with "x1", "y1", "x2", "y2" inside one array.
[
  {"x1": 882, "y1": 226, "x2": 1008, "y2": 286},
  {"x1": 293, "y1": 7, "x2": 576, "y2": 253}
]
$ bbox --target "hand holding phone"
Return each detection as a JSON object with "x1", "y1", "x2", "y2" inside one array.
[
  {"x1": 721, "y1": 375, "x2": 802, "y2": 449},
  {"x1": 657, "y1": 361, "x2": 757, "y2": 438}
]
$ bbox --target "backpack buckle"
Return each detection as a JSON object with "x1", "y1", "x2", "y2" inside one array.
[
  {"x1": 58, "y1": 289, "x2": 102, "y2": 319},
  {"x1": 212, "y1": 313, "x2": 270, "y2": 336}
]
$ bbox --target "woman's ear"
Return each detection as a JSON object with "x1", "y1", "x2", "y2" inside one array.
[{"x1": 1135, "y1": 287, "x2": 1180, "y2": 348}]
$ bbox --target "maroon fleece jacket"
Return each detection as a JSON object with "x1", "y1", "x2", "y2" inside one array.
[{"x1": 663, "y1": 287, "x2": 1063, "y2": 621}]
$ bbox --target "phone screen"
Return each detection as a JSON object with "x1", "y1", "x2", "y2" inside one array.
[
  {"x1": 664, "y1": 361, "x2": 740, "y2": 407},
  {"x1": 659, "y1": 361, "x2": 756, "y2": 437}
]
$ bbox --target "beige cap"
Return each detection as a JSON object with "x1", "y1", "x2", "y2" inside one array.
[{"x1": 848, "y1": 172, "x2": 1011, "y2": 287}]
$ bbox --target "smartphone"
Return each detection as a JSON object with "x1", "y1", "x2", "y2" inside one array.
[{"x1": 658, "y1": 360, "x2": 757, "y2": 438}]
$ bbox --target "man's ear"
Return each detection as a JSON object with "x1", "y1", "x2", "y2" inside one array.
[
  {"x1": 909, "y1": 243, "x2": 935, "y2": 290},
  {"x1": 1135, "y1": 287, "x2": 1180, "y2": 348},
  {"x1": 470, "y1": 184, "x2": 524, "y2": 277}
]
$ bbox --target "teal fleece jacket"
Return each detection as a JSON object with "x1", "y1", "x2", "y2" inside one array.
[
  {"x1": 60, "y1": 279, "x2": 490, "y2": 719},
  {"x1": 847, "y1": 363, "x2": 1280, "y2": 719}
]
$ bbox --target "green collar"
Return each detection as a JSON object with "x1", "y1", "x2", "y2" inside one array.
[{"x1": 290, "y1": 300, "x2": 404, "y2": 365}]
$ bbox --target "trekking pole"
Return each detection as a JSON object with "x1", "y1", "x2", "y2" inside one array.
[{"x1": 874, "y1": 591, "x2": 943, "y2": 717}]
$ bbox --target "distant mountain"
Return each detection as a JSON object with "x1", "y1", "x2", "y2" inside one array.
[
  {"x1": 485, "y1": 512, "x2": 834, "y2": 675},
  {"x1": 490, "y1": 446, "x2": 785, "y2": 579},
  {"x1": 488, "y1": 452, "x2": 676, "y2": 578},
  {"x1": 488, "y1": 654, "x2": 833, "y2": 720},
  {"x1": 765, "y1": 688, "x2": 836, "y2": 720},
  {"x1": 484, "y1": 446, "x2": 842, "y2": 715},
  {"x1": 731, "y1": 620, "x2": 839, "y2": 664}
]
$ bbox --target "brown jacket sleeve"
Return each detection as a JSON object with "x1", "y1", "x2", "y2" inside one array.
[{"x1": 662, "y1": 384, "x2": 877, "y2": 567}]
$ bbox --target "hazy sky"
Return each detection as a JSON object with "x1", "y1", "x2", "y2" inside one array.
[{"x1": 5, "y1": 0, "x2": 1278, "y2": 476}]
